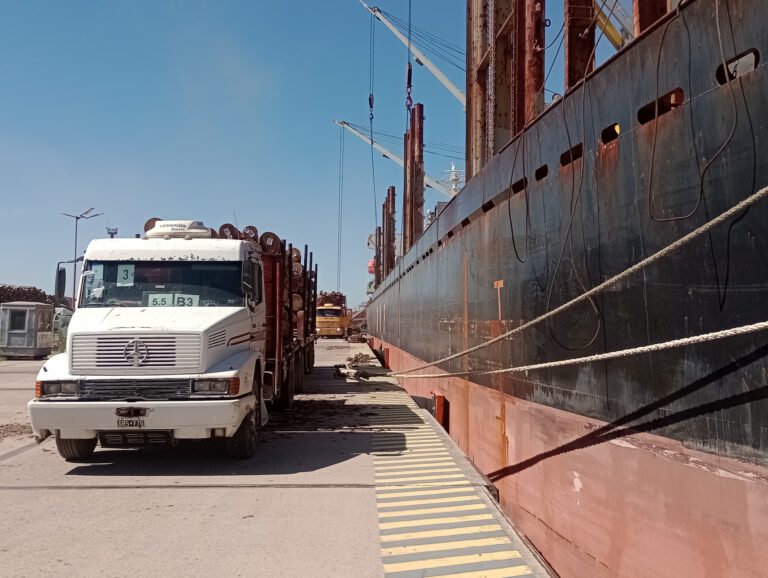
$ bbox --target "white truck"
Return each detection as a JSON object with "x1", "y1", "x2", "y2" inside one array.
[{"x1": 28, "y1": 220, "x2": 317, "y2": 461}]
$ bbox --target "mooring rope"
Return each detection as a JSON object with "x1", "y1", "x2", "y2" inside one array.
[
  {"x1": 392, "y1": 320, "x2": 768, "y2": 379},
  {"x1": 388, "y1": 184, "x2": 768, "y2": 377}
]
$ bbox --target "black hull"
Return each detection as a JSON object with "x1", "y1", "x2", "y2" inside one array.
[{"x1": 369, "y1": 0, "x2": 768, "y2": 464}]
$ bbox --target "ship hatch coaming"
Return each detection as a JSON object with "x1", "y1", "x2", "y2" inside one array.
[{"x1": 370, "y1": 0, "x2": 768, "y2": 462}]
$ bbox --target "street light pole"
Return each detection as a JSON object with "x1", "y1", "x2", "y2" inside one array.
[{"x1": 60, "y1": 207, "x2": 103, "y2": 303}]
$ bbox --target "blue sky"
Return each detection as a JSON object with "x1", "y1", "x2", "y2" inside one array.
[{"x1": 0, "y1": 1, "x2": 625, "y2": 306}]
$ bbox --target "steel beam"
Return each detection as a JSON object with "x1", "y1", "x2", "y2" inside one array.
[
  {"x1": 381, "y1": 198, "x2": 388, "y2": 281},
  {"x1": 525, "y1": 0, "x2": 546, "y2": 124},
  {"x1": 386, "y1": 186, "x2": 396, "y2": 274},
  {"x1": 634, "y1": 0, "x2": 666, "y2": 36},
  {"x1": 492, "y1": 0, "x2": 515, "y2": 150},
  {"x1": 374, "y1": 226, "x2": 382, "y2": 287},
  {"x1": 467, "y1": 0, "x2": 488, "y2": 179},
  {"x1": 402, "y1": 129, "x2": 412, "y2": 252},
  {"x1": 565, "y1": 0, "x2": 595, "y2": 89},
  {"x1": 413, "y1": 103, "x2": 425, "y2": 241}
]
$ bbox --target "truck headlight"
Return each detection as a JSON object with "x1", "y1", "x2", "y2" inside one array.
[
  {"x1": 61, "y1": 382, "x2": 79, "y2": 394},
  {"x1": 44, "y1": 383, "x2": 61, "y2": 395},
  {"x1": 37, "y1": 381, "x2": 79, "y2": 397},
  {"x1": 192, "y1": 378, "x2": 239, "y2": 395}
]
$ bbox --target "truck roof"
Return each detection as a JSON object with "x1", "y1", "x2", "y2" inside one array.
[{"x1": 84, "y1": 237, "x2": 257, "y2": 262}]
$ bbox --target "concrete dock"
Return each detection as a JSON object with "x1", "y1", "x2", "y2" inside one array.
[{"x1": 0, "y1": 341, "x2": 551, "y2": 577}]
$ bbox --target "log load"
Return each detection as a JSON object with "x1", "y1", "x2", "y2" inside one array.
[{"x1": 0, "y1": 285, "x2": 54, "y2": 306}]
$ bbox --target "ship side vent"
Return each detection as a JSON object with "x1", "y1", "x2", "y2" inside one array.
[
  {"x1": 601, "y1": 123, "x2": 621, "y2": 145},
  {"x1": 560, "y1": 143, "x2": 584, "y2": 167},
  {"x1": 716, "y1": 49, "x2": 759, "y2": 85},
  {"x1": 512, "y1": 177, "x2": 528, "y2": 194},
  {"x1": 535, "y1": 165, "x2": 548, "y2": 181},
  {"x1": 208, "y1": 330, "x2": 226, "y2": 349},
  {"x1": 637, "y1": 88, "x2": 684, "y2": 125}
]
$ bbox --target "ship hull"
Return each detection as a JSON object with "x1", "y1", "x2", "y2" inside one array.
[
  {"x1": 368, "y1": 0, "x2": 768, "y2": 575},
  {"x1": 372, "y1": 337, "x2": 768, "y2": 577}
]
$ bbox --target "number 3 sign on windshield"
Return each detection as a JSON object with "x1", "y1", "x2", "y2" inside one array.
[{"x1": 116, "y1": 264, "x2": 135, "y2": 287}]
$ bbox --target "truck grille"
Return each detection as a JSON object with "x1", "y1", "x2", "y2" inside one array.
[
  {"x1": 71, "y1": 334, "x2": 201, "y2": 374},
  {"x1": 99, "y1": 431, "x2": 174, "y2": 447},
  {"x1": 80, "y1": 379, "x2": 191, "y2": 400}
]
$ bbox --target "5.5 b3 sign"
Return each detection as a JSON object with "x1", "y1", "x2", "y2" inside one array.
[{"x1": 147, "y1": 293, "x2": 200, "y2": 307}]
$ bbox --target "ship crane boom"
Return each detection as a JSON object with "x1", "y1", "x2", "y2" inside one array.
[
  {"x1": 594, "y1": 0, "x2": 634, "y2": 50},
  {"x1": 335, "y1": 120, "x2": 454, "y2": 197},
  {"x1": 358, "y1": 1, "x2": 466, "y2": 109}
]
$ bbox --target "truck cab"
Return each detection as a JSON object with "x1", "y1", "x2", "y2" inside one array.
[
  {"x1": 316, "y1": 304, "x2": 350, "y2": 338},
  {"x1": 27, "y1": 220, "x2": 313, "y2": 461}
]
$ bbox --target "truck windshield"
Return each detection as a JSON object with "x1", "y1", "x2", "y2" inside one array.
[
  {"x1": 317, "y1": 308, "x2": 342, "y2": 317},
  {"x1": 80, "y1": 261, "x2": 244, "y2": 308}
]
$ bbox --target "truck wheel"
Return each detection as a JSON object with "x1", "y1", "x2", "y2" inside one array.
[
  {"x1": 294, "y1": 351, "x2": 305, "y2": 394},
  {"x1": 55, "y1": 431, "x2": 96, "y2": 462},
  {"x1": 225, "y1": 409, "x2": 257, "y2": 459},
  {"x1": 275, "y1": 359, "x2": 295, "y2": 410}
]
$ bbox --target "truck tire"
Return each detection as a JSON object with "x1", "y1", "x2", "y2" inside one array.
[
  {"x1": 225, "y1": 409, "x2": 258, "y2": 459},
  {"x1": 294, "y1": 351, "x2": 305, "y2": 394},
  {"x1": 275, "y1": 359, "x2": 295, "y2": 410},
  {"x1": 55, "y1": 431, "x2": 96, "y2": 462}
]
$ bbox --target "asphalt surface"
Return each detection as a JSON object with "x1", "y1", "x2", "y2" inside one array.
[{"x1": 0, "y1": 342, "x2": 550, "y2": 578}]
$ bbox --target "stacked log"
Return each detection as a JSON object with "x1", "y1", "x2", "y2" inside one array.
[
  {"x1": 0, "y1": 285, "x2": 55, "y2": 306},
  {"x1": 318, "y1": 291, "x2": 347, "y2": 307}
]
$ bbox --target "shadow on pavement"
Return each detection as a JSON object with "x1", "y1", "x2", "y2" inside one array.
[{"x1": 64, "y1": 370, "x2": 422, "y2": 477}]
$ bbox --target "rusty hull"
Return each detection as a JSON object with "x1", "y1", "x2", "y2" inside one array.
[
  {"x1": 369, "y1": 0, "x2": 768, "y2": 575},
  {"x1": 372, "y1": 337, "x2": 768, "y2": 577}
]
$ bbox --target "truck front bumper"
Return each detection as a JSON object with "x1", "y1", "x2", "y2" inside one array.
[
  {"x1": 317, "y1": 327, "x2": 344, "y2": 337},
  {"x1": 27, "y1": 397, "x2": 255, "y2": 441}
]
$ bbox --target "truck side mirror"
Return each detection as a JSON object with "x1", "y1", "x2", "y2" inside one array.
[
  {"x1": 243, "y1": 261, "x2": 263, "y2": 311},
  {"x1": 242, "y1": 261, "x2": 254, "y2": 293},
  {"x1": 55, "y1": 267, "x2": 67, "y2": 304}
]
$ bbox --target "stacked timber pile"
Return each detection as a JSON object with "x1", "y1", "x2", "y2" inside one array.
[
  {"x1": 318, "y1": 291, "x2": 346, "y2": 307},
  {"x1": 0, "y1": 285, "x2": 54, "y2": 305}
]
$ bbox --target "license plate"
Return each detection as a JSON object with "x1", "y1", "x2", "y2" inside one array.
[{"x1": 116, "y1": 418, "x2": 145, "y2": 428}]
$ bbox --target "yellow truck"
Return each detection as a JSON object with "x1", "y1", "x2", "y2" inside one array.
[{"x1": 316, "y1": 292, "x2": 350, "y2": 338}]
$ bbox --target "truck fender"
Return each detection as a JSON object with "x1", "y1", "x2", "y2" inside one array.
[
  {"x1": 36, "y1": 353, "x2": 71, "y2": 381},
  {"x1": 205, "y1": 351, "x2": 260, "y2": 382}
]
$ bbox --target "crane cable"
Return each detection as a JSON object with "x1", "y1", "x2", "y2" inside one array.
[
  {"x1": 336, "y1": 126, "x2": 345, "y2": 292},
  {"x1": 405, "y1": 0, "x2": 413, "y2": 121},
  {"x1": 381, "y1": 8, "x2": 466, "y2": 71},
  {"x1": 369, "y1": 12, "x2": 379, "y2": 231}
]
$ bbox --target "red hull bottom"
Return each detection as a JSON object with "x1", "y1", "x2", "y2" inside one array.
[{"x1": 372, "y1": 338, "x2": 768, "y2": 578}]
